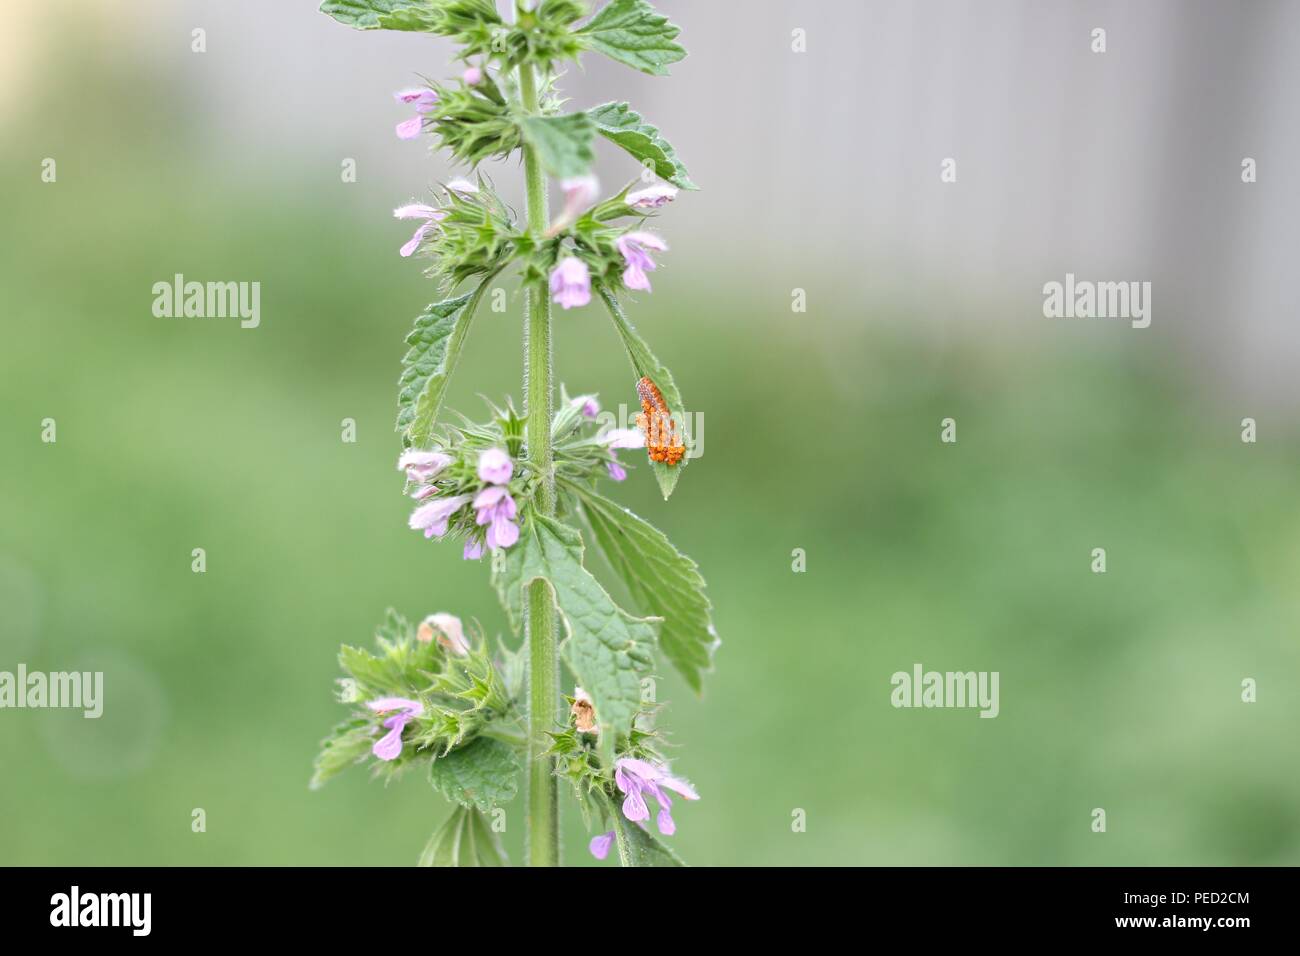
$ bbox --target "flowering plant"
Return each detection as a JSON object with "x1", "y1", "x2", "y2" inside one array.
[{"x1": 311, "y1": 0, "x2": 718, "y2": 867}]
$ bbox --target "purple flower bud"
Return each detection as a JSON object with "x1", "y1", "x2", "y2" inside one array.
[
  {"x1": 462, "y1": 65, "x2": 483, "y2": 85},
  {"x1": 607, "y1": 458, "x2": 627, "y2": 482},
  {"x1": 394, "y1": 89, "x2": 438, "y2": 111},
  {"x1": 477, "y1": 447, "x2": 513, "y2": 485},
  {"x1": 395, "y1": 117, "x2": 422, "y2": 140},
  {"x1": 560, "y1": 175, "x2": 598, "y2": 218},
  {"x1": 397, "y1": 449, "x2": 452, "y2": 483},
  {"x1": 549, "y1": 256, "x2": 591, "y2": 310},
  {"x1": 463, "y1": 538, "x2": 485, "y2": 561},
  {"x1": 394, "y1": 204, "x2": 446, "y2": 258},
  {"x1": 409, "y1": 493, "x2": 471, "y2": 540},
  {"x1": 615, "y1": 231, "x2": 668, "y2": 292},
  {"x1": 572, "y1": 395, "x2": 600, "y2": 419},
  {"x1": 394, "y1": 88, "x2": 437, "y2": 140},
  {"x1": 473, "y1": 485, "x2": 519, "y2": 550},
  {"x1": 604, "y1": 427, "x2": 645, "y2": 450},
  {"x1": 445, "y1": 178, "x2": 478, "y2": 195},
  {"x1": 613, "y1": 757, "x2": 699, "y2": 834},
  {"x1": 589, "y1": 831, "x2": 615, "y2": 861},
  {"x1": 366, "y1": 697, "x2": 424, "y2": 761},
  {"x1": 546, "y1": 176, "x2": 599, "y2": 236},
  {"x1": 626, "y1": 184, "x2": 678, "y2": 209}
]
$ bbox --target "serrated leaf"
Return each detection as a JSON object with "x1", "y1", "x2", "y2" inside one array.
[
  {"x1": 418, "y1": 806, "x2": 508, "y2": 866},
  {"x1": 319, "y1": 0, "x2": 430, "y2": 30},
  {"x1": 577, "y1": 0, "x2": 686, "y2": 76},
  {"x1": 428, "y1": 736, "x2": 522, "y2": 811},
  {"x1": 587, "y1": 101, "x2": 696, "y2": 190},
  {"x1": 397, "y1": 280, "x2": 492, "y2": 446},
  {"x1": 597, "y1": 285, "x2": 689, "y2": 499},
  {"x1": 600, "y1": 790, "x2": 686, "y2": 866},
  {"x1": 492, "y1": 514, "x2": 655, "y2": 754},
  {"x1": 577, "y1": 489, "x2": 717, "y2": 692},
  {"x1": 619, "y1": 818, "x2": 687, "y2": 866},
  {"x1": 309, "y1": 718, "x2": 374, "y2": 790},
  {"x1": 419, "y1": 809, "x2": 466, "y2": 866},
  {"x1": 519, "y1": 113, "x2": 596, "y2": 179}
]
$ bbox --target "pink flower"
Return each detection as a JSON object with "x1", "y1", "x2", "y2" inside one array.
[
  {"x1": 589, "y1": 831, "x2": 615, "y2": 860},
  {"x1": 563, "y1": 174, "x2": 598, "y2": 216},
  {"x1": 615, "y1": 232, "x2": 667, "y2": 292},
  {"x1": 547, "y1": 176, "x2": 598, "y2": 236},
  {"x1": 463, "y1": 538, "x2": 484, "y2": 561},
  {"x1": 607, "y1": 458, "x2": 627, "y2": 482},
  {"x1": 549, "y1": 256, "x2": 591, "y2": 310},
  {"x1": 604, "y1": 427, "x2": 645, "y2": 450},
  {"x1": 614, "y1": 757, "x2": 699, "y2": 835},
  {"x1": 626, "y1": 184, "x2": 678, "y2": 210},
  {"x1": 394, "y1": 203, "x2": 445, "y2": 257},
  {"x1": 473, "y1": 485, "x2": 519, "y2": 550},
  {"x1": 417, "y1": 612, "x2": 468, "y2": 656},
  {"x1": 477, "y1": 448, "x2": 513, "y2": 485},
  {"x1": 409, "y1": 493, "x2": 471, "y2": 539},
  {"x1": 367, "y1": 697, "x2": 424, "y2": 761},
  {"x1": 571, "y1": 395, "x2": 599, "y2": 419},
  {"x1": 397, "y1": 449, "x2": 451, "y2": 483},
  {"x1": 462, "y1": 65, "x2": 483, "y2": 85},
  {"x1": 394, "y1": 88, "x2": 437, "y2": 140},
  {"x1": 445, "y1": 177, "x2": 478, "y2": 195}
]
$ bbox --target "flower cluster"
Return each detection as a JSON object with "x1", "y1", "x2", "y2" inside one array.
[
  {"x1": 542, "y1": 177, "x2": 679, "y2": 310},
  {"x1": 403, "y1": 446, "x2": 521, "y2": 559},
  {"x1": 311, "y1": 607, "x2": 518, "y2": 792},
  {"x1": 392, "y1": 173, "x2": 518, "y2": 287},
  {"x1": 588, "y1": 757, "x2": 701, "y2": 860}
]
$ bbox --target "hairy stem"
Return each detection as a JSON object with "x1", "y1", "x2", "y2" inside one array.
[{"x1": 519, "y1": 59, "x2": 560, "y2": 868}]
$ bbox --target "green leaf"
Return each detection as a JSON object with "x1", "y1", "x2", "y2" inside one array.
[
  {"x1": 601, "y1": 790, "x2": 686, "y2": 865},
  {"x1": 576, "y1": 489, "x2": 718, "y2": 693},
  {"x1": 597, "y1": 285, "x2": 690, "y2": 499},
  {"x1": 518, "y1": 113, "x2": 596, "y2": 179},
  {"x1": 309, "y1": 718, "x2": 374, "y2": 790},
  {"x1": 428, "y1": 736, "x2": 521, "y2": 811},
  {"x1": 577, "y1": 0, "x2": 686, "y2": 76},
  {"x1": 319, "y1": 0, "x2": 431, "y2": 30},
  {"x1": 587, "y1": 102, "x2": 696, "y2": 190},
  {"x1": 492, "y1": 514, "x2": 655, "y2": 754},
  {"x1": 418, "y1": 806, "x2": 509, "y2": 866},
  {"x1": 419, "y1": 809, "x2": 465, "y2": 866},
  {"x1": 396, "y1": 279, "x2": 493, "y2": 446}
]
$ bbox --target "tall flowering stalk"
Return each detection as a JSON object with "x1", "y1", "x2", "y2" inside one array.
[{"x1": 312, "y1": 0, "x2": 717, "y2": 868}]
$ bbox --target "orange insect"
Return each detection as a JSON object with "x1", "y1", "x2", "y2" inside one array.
[{"x1": 635, "y1": 376, "x2": 685, "y2": 467}]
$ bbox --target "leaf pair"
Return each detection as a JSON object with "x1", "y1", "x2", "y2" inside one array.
[
  {"x1": 493, "y1": 514, "x2": 655, "y2": 759},
  {"x1": 597, "y1": 286, "x2": 690, "y2": 500},
  {"x1": 427, "y1": 735, "x2": 522, "y2": 811},
  {"x1": 575, "y1": 489, "x2": 718, "y2": 693},
  {"x1": 321, "y1": 0, "x2": 686, "y2": 78},
  {"x1": 518, "y1": 101, "x2": 697, "y2": 188},
  {"x1": 396, "y1": 279, "x2": 495, "y2": 447},
  {"x1": 418, "y1": 806, "x2": 508, "y2": 866}
]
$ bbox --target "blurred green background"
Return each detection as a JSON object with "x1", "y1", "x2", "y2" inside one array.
[{"x1": 2, "y1": 1, "x2": 1298, "y2": 866}]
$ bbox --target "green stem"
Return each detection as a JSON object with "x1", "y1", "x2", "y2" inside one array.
[{"x1": 518, "y1": 59, "x2": 560, "y2": 868}]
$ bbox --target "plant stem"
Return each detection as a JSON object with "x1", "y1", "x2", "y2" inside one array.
[{"x1": 518, "y1": 59, "x2": 560, "y2": 867}]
